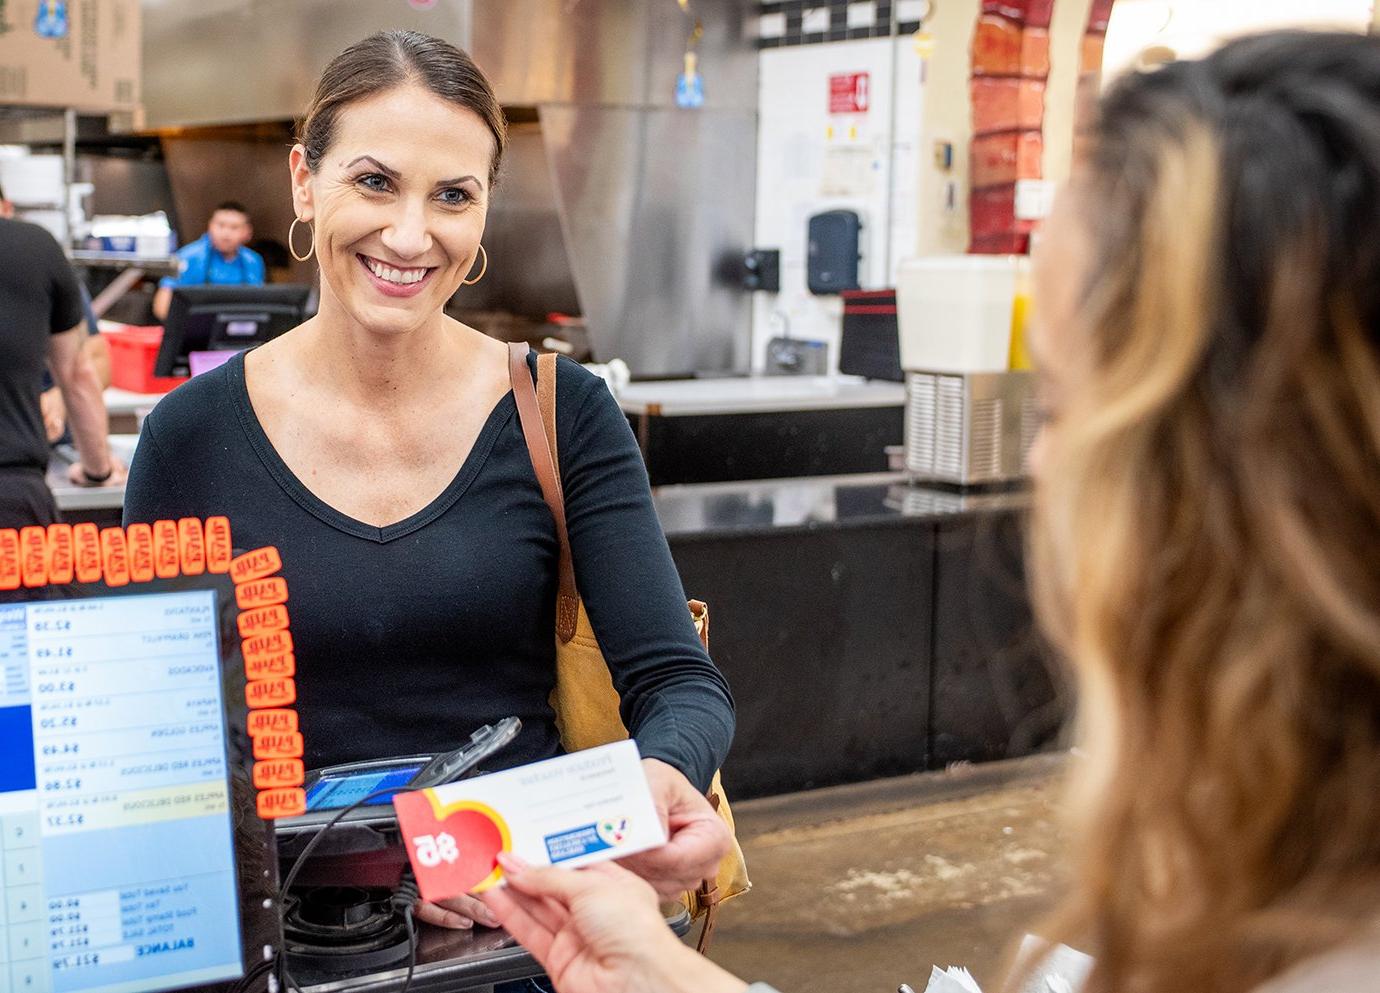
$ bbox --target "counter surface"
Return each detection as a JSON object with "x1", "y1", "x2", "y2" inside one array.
[
  {"x1": 105, "y1": 386, "x2": 171, "y2": 417},
  {"x1": 111, "y1": 378, "x2": 906, "y2": 420},
  {"x1": 54, "y1": 456, "x2": 1027, "y2": 536},
  {"x1": 48, "y1": 434, "x2": 137, "y2": 511},
  {"x1": 654, "y1": 472, "x2": 1028, "y2": 538},
  {"x1": 617, "y1": 375, "x2": 905, "y2": 416}
]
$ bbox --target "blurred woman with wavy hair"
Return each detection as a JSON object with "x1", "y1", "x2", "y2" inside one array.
[
  {"x1": 1026, "y1": 28, "x2": 1380, "y2": 993},
  {"x1": 472, "y1": 29, "x2": 1380, "y2": 993}
]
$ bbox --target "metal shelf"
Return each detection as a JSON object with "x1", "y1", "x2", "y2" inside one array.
[{"x1": 67, "y1": 250, "x2": 179, "y2": 273}]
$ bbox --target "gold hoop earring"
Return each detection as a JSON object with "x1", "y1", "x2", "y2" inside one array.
[
  {"x1": 461, "y1": 244, "x2": 488, "y2": 285},
  {"x1": 288, "y1": 216, "x2": 315, "y2": 262}
]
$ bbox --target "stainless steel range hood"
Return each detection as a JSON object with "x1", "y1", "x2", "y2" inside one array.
[
  {"x1": 141, "y1": 0, "x2": 472, "y2": 130},
  {"x1": 141, "y1": 0, "x2": 757, "y2": 376}
]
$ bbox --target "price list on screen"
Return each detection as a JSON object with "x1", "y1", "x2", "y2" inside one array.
[
  {"x1": 28, "y1": 594, "x2": 231, "y2": 837},
  {"x1": 0, "y1": 591, "x2": 244, "y2": 993}
]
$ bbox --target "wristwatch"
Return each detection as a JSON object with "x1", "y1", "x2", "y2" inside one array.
[{"x1": 81, "y1": 465, "x2": 113, "y2": 485}]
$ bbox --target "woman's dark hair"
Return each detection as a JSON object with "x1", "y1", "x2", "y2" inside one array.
[
  {"x1": 1030, "y1": 29, "x2": 1380, "y2": 993},
  {"x1": 297, "y1": 30, "x2": 508, "y2": 188}
]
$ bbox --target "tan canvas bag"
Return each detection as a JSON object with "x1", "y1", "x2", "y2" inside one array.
[{"x1": 507, "y1": 343, "x2": 750, "y2": 953}]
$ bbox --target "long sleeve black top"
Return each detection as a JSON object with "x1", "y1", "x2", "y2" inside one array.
[{"x1": 123, "y1": 349, "x2": 734, "y2": 791}]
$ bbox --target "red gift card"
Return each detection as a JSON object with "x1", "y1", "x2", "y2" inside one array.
[{"x1": 394, "y1": 790, "x2": 512, "y2": 901}]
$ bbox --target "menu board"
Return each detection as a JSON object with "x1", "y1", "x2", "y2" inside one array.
[{"x1": 0, "y1": 591, "x2": 243, "y2": 993}]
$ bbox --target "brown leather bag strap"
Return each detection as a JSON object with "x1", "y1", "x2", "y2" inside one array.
[
  {"x1": 695, "y1": 881, "x2": 722, "y2": 954},
  {"x1": 507, "y1": 342, "x2": 580, "y2": 642},
  {"x1": 537, "y1": 352, "x2": 559, "y2": 470}
]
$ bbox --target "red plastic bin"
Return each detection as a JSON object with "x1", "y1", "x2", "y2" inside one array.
[{"x1": 102, "y1": 326, "x2": 189, "y2": 394}]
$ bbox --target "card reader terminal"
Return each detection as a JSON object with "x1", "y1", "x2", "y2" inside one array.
[{"x1": 275, "y1": 717, "x2": 521, "y2": 855}]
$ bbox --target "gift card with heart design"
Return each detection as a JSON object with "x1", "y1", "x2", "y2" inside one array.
[{"x1": 394, "y1": 740, "x2": 665, "y2": 902}]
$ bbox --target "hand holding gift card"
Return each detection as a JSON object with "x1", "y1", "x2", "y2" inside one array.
[{"x1": 393, "y1": 740, "x2": 667, "y2": 903}]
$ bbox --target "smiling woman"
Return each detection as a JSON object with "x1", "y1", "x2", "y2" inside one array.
[
  {"x1": 289, "y1": 33, "x2": 503, "y2": 340},
  {"x1": 123, "y1": 30, "x2": 736, "y2": 943}
]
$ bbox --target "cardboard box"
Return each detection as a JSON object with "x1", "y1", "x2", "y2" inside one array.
[{"x1": 0, "y1": 1, "x2": 141, "y2": 113}]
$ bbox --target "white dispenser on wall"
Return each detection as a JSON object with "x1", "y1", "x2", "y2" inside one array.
[{"x1": 895, "y1": 256, "x2": 1037, "y2": 486}]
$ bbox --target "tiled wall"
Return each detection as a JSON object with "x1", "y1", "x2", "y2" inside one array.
[
  {"x1": 753, "y1": 1, "x2": 930, "y2": 47},
  {"x1": 968, "y1": 1, "x2": 1055, "y2": 254}
]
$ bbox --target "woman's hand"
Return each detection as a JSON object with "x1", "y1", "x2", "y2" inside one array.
[
  {"x1": 415, "y1": 759, "x2": 730, "y2": 926},
  {"x1": 413, "y1": 892, "x2": 501, "y2": 930},
  {"x1": 481, "y1": 854, "x2": 747, "y2": 993},
  {"x1": 618, "y1": 758, "x2": 731, "y2": 898}
]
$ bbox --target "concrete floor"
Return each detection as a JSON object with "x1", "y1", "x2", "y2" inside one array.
[{"x1": 704, "y1": 754, "x2": 1069, "y2": 993}]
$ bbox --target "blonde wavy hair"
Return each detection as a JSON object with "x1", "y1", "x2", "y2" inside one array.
[{"x1": 1029, "y1": 32, "x2": 1380, "y2": 993}]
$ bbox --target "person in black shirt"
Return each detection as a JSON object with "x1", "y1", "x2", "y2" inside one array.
[
  {"x1": 123, "y1": 31, "x2": 735, "y2": 931},
  {"x1": 0, "y1": 193, "x2": 124, "y2": 528}
]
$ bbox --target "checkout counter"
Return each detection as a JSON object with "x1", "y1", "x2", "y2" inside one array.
[
  {"x1": 55, "y1": 389, "x2": 1061, "y2": 802},
  {"x1": 619, "y1": 375, "x2": 905, "y2": 486}
]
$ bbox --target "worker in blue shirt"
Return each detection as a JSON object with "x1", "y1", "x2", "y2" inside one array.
[{"x1": 153, "y1": 201, "x2": 265, "y2": 321}]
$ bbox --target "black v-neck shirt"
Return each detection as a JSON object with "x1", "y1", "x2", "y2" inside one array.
[{"x1": 123, "y1": 349, "x2": 734, "y2": 791}]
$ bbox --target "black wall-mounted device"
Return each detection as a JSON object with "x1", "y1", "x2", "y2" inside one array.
[{"x1": 806, "y1": 210, "x2": 862, "y2": 294}]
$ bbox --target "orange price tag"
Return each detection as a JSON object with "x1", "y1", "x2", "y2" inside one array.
[
  {"x1": 73, "y1": 523, "x2": 101, "y2": 583},
  {"x1": 246, "y1": 677, "x2": 296, "y2": 710},
  {"x1": 236, "y1": 577, "x2": 288, "y2": 611},
  {"x1": 247, "y1": 708, "x2": 299, "y2": 737},
  {"x1": 126, "y1": 524, "x2": 155, "y2": 583},
  {"x1": 245, "y1": 651, "x2": 295, "y2": 680},
  {"x1": 205, "y1": 516, "x2": 233, "y2": 573},
  {"x1": 19, "y1": 527, "x2": 47, "y2": 587},
  {"x1": 230, "y1": 546, "x2": 282, "y2": 584},
  {"x1": 46, "y1": 524, "x2": 74, "y2": 585},
  {"x1": 177, "y1": 518, "x2": 206, "y2": 576},
  {"x1": 253, "y1": 759, "x2": 305, "y2": 790},
  {"x1": 257, "y1": 788, "x2": 307, "y2": 819},
  {"x1": 243, "y1": 630, "x2": 293, "y2": 665},
  {"x1": 253, "y1": 732, "x2": 305, "y2": 760},
  {"x1": 238, "y1": 605, "x2": 289, "y2": 639},
  {"x1": 153, "y1": 520, "x2": 180, "y2": 578},
  {"x1": 0, "y1": 530, "x2": 19, "y2": 591},
  {"x1": 100, "y1": 527, "x2": 131, "y2": 587}
]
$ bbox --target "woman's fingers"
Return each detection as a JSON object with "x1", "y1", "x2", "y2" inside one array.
[
  {"x1": 431, "y1": 892, "x2": 500, "y2": 928},
  {"x1": 413, "y1": 900, "x2": 474, "y2": 930},
  {"x1": 500, "y1": 860, "x2": 594, "y2": 903},
  {"x1": 481, "y1": 887, "x2": 556, "y2": 961}
]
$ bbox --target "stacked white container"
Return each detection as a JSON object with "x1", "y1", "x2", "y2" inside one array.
[{"x1": 895, "y1": 256, "x2": 1037, "y2": 486}]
